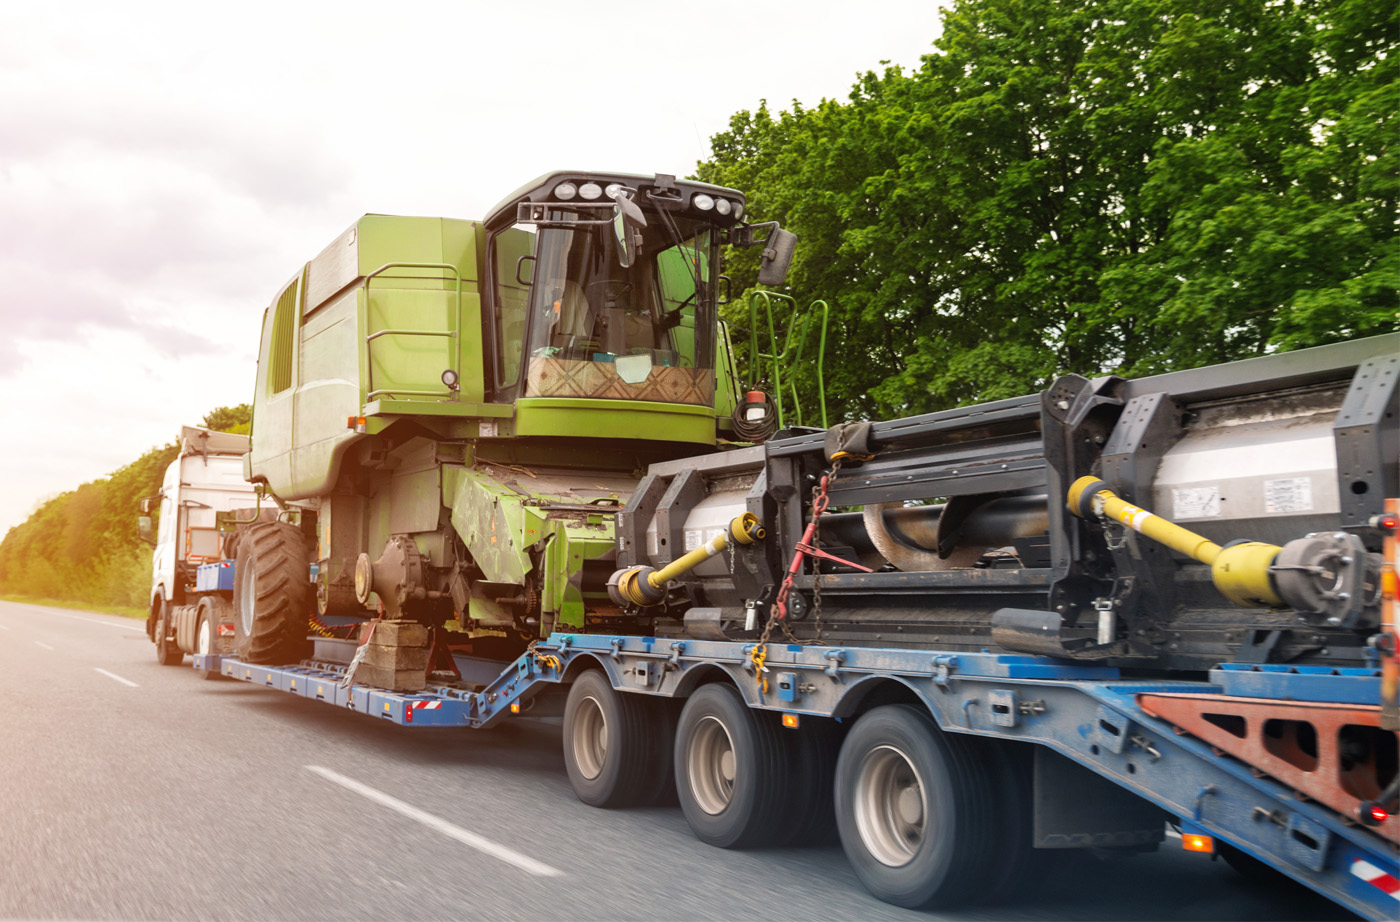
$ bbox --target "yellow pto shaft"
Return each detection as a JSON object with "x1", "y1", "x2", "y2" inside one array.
[
  {"x1": 609, "y1": 513, "x2": 766, "y2": 607},
  {"x1": 1068, "y1": 476, "x2": 1284, "y2": 608}
]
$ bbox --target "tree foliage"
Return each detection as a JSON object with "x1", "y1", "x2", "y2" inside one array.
[
  {"x1": 0, "y1": 405, "x2": 252, "y2": 609},
  {"x1": 698, "y1": 0, "x2": 1396, "y2": 421}
]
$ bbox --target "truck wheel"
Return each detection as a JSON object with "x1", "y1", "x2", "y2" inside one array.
[
  {"x1": 779, "y1": 715, "x2": 842, "y2": 846},
  {"x1": 193, "y1": 599, "x2": 220, "y2": 681},
  {"x1": 155, "y1": 602, "x2": 183, "y2": 666},
  {"x1": 562, "y1": 670, "x2": 670, "y2": 808},
  {"x1": 674, "y1": 683, "x2": 789, "y2": 849},
  {"x1": 978, "y1": 739, "x2": 1050, "y2": 904},
  {"x1": 835, "y1": 705, "x2": 997, "y2": 909},
  {"x1": 234, "y1": 521, "x2": 312, "y2": 665}
]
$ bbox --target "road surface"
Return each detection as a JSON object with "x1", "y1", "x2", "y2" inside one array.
[{"x1": 0, "y1": 600, "x2": 1356, "y2": 921}]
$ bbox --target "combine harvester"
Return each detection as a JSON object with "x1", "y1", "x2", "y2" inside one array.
[{"x1": 194, "y1": 169, "x2": 1398, "y2": 917}]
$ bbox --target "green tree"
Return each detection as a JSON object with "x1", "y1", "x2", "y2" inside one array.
[
  {"x1": 699, "y1": 0, "x2": 1396, "y2": 421},
  {"x1": 0, "y1": 403, "x2": 254, "y2": 607},
  {"x1": 202, "y1": 403, "x2": 252, "y2": 435}
]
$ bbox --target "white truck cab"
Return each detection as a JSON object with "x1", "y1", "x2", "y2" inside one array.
[{"x1": 143, "y1": 426, "x2": 258, "y2": 665}]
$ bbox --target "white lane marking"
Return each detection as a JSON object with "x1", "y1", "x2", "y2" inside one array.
[
  {"x1": 34, "y1": 641, "x2": 54, "y2": 650},
  {"x1": 305, "y1": 765, "x2": 563, "y2": 877},
  {"x1": 30, "y1": 610, "x2": 146, "y2": 632},
  {"x1": 95, "y1": 668, "x2": 139, "y2": 688}
]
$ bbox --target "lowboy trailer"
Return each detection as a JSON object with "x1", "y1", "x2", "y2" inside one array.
[{"x1": 203, "y1": 321, "x2": 1398, "y2": 917}]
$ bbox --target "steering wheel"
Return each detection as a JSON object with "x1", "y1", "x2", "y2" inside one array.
[{"x1": 586, "y1": 280, "x2": 633, "y2": 306}]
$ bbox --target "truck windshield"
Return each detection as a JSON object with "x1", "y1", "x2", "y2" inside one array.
[{"x1": 490, "y1": 211, "x2": 718, "y2": 404}]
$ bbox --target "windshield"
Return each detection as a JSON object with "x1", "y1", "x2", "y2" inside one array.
[{"x1": 489, "y1": 209, "x2": 718, "y2": 405}]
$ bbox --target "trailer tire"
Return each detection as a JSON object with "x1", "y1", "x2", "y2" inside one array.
[
  {"x1": 674, "y1": 683, "x2": 790, "y2": 849},
  {"x1": 835, "y1": 705, "x2": 997, "y2": 909},
  {"x1": 779, "y1": 715, "x2": 842, "y2": 846},
  {"x1": 193, "y1": 598, "x2": 227, "y2": 680},
  {"x1": 155, "y1": 602, "x2": 183, "y2": 666},
  {"x1": 562, "y1": 670, "x2": 670, "y2": 808},
  {"x1": 978, "y1": 739, "x2": 1050, "y2": 904},
  {"x1": 234, "y1": 522, "x2": 312, "y2": 665}
]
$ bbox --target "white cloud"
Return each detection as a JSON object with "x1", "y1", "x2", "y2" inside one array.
[{"x1": 0, "y1": 0, "x2": 947, "y2": 537}]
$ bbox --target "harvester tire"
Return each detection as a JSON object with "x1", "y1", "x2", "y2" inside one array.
[
  {"x1": 234, "y1": 522, "x2": 312, "y2": 665},
  {"x1": 835, "y1": 705, "x2": 997, "y2": 909},
  {"x1": 562, "y1": 670, "x2": 670, "y2": 808},
  {"x1": 155, "y1": 601, "x2": 183, "y2": 666},
  {"x1": 674, "y1": 682, "x2": 790, "y2": 849}
]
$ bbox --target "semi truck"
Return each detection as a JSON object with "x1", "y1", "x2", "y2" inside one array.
[
  {"x1": 140, "y1": 426, "x2": 259, "y2": 670},
  {"x1": 198, "y1": 169, "x2": 1397, "y2": 917}
]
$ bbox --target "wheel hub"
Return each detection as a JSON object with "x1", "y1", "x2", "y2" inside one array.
[
  {"x1": 855, "y1": 745, "x2": 926, "y2": 867},
  {"x1": 689, "y1": 716, "x2": 737, "y2": 815}
]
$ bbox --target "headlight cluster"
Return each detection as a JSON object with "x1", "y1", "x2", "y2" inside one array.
[
  {"x1": 554, "y1": 181, "x2": 600, "y2": 201},
  {"x1": 550, "y1": 179, "x2": 744, "y2": 218},
  {"x1": 691, "y1": 193, "x2": 743, "y2": 218}
]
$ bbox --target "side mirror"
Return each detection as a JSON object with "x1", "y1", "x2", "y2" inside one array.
[
  {"x1": 612, "y1": 193, "x2": 647, "y2": 268},
  {"x1": 138, "y1": 516, "x2": 154, "y2": 547},
  {"x1": 139, "y1": 496, "x2": 154, "y2": 515},
  {"x1": 757, "y1": 228, "x2": 798, "y2": 287}
]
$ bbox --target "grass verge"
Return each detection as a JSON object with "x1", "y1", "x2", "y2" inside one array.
[{"x1": 0, "y1": 594, "x2": 146, "y2": 620}]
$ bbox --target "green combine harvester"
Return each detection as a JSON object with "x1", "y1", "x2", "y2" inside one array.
[{"x1": 236, "y1": 171, "x2": 795, "y2": 665}]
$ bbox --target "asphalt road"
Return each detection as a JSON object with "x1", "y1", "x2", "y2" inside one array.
[{"x1": 0, "y1": 600, "x2": 1358, "y2": 921}]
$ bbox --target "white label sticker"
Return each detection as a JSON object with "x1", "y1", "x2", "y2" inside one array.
[
  {"x1": 684, "y1": 530, "x2": 703, "y2": 552},
  {"x1": 1264, "y1": 477, "x2": 1313, "y2": 514},
  {"x1": 1173, "y1": 486, "x2": 1221, "y2": 519},
  {"x1": 479, "y1": 421, "x2": 498, "y2": 438}
]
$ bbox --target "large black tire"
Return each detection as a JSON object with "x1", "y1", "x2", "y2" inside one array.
[
  {"x1": 155, "y1": 601, "x2": 183, "y2": 666},
  {"x1": 977, "y1": 739, "x2": 1052, "y2": 905},
  {"x1": 674, "y1": 683, "x2": 791, "y2": 849},
  {"x1": 233, "y1": 521, "x2": 312, "y2": 665},
  {"x1": 778, "y1": 714, "x2": 843, "y2": 846},
  {"x1": 562, "y1": 670, "x2": 672, "y2": 808},
  {"x1": 834, "y1": 705, "x2": 998, "y2": 909}
]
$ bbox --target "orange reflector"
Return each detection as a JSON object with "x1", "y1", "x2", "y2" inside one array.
[
  {"x1": 510, "y1": 703, "x2": 520, "y2": 714},
  {"x1": 782, "y1": 714, "x2": 799, "y2": 729},
  {"x1": 1182, "y1": 834, "x2": 1214, "y2": 853}
]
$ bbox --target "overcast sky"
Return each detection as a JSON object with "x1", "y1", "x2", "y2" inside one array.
[{"x1": 0, "y1": 0, "x2": 948, "y2": 538}]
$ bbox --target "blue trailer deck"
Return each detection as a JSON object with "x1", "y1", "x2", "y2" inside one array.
[{"x1": 197, "y1": 633, "x2": 1399, "y2": 920}]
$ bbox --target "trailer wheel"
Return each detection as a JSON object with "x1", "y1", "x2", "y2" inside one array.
[
  {"x1": 674, "y1": 683, "x2": 789, "y2": 849},
  {"x1": 562, "y1": 670, "x2": 670, "y2": 808},
  {"x1": 978, "y1": 739, "x2": 1050, "y2": 904},
  {"x1": 779, "y1": 715, "x2": 842, "y2": 846},
  {"x1": 234, "y1": 522, "x2": 312, "y2": 665},
  {"x1": 155, "y1": 602, "x2": 183, "y2": 666},
  {"x1": 193, "y1": 599, "x2": 220, "y2": 680},
  {"x1": 835, "y1": 705, "x2": 997, "y2": 909}
]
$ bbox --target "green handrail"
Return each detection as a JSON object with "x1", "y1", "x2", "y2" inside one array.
[
  {"x1": 362, "y1": 262, "x2": 462, "y2": 402},
  {"x1": 745, "y1": 291, "x2": 829, "y2": 429}
]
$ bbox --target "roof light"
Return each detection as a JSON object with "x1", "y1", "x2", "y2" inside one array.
[
  {"x1": 715, "y1": 198, "x2": 732, "y2": 216},
  {"x1": 692, "y1": 193, "x2": 714, "y2": 211},
  {"x1": 733, "y1": 203, "x2": 744, "y2": 219},
  {"x1": 555, "y1": 182, "x2": 578, "y2": 201},
  {"x1": 579, "y1": 182, "x2": 603, "y2": 200},
  {"x1": 604, "y1": 183, "x2": 625, "y2": 200}
]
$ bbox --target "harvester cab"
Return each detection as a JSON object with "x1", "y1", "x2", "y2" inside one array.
[{"x1": 482, "y1": 172, "x2": 790, "y2": 432}]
